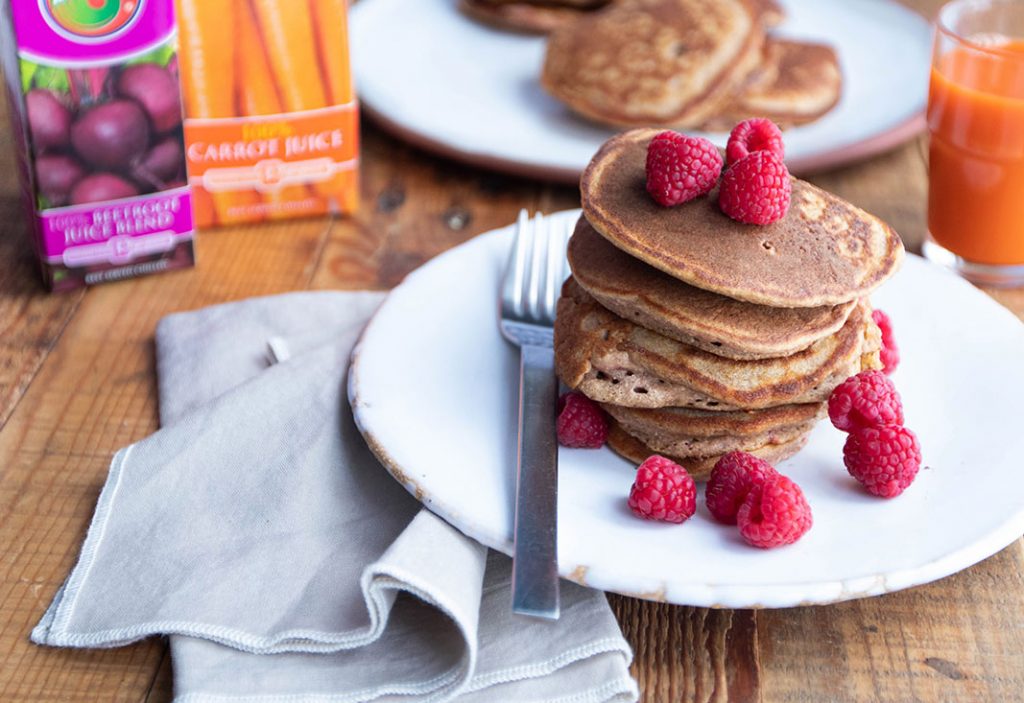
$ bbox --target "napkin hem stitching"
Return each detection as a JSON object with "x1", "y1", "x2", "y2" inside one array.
[{"x1": 43, "y1": 445, "x2": 134, "y2": 639}]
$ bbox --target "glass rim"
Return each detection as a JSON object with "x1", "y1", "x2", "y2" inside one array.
[{"x1": 937, "y1": 0, "x2": 1024, "y2": 61}]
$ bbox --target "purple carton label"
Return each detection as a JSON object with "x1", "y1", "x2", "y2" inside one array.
[
  {"x1": 12, "y1": 0, "x2": 175, "y2": 64},
  {"x1": 40, "y1": 186, "x2": 193, "y2": 266}
]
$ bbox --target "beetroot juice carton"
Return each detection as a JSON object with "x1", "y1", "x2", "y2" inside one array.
[{"x1": 1, "y1": 0, "x2": 194, "y2": 291}]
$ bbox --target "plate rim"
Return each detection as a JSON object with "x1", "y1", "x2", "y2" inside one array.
[{"x1": 349, "y1": 212, "x2": 1024, "y2": 608}]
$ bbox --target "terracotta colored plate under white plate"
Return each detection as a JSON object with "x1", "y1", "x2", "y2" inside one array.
[
  {"x1": 350, "y1": 0, "x2": 932, "y2": 181},
  {"x1": 349, "y1": 211, "x2": 1024, "y2": 608}
]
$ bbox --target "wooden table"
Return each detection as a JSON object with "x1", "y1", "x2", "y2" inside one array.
[{"x1": 3, "y1": 2, "x2": 1024, "y2": 699}]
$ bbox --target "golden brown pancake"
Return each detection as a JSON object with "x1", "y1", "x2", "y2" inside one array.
[
  {"x1": 606, "y1": 419, "x2": 809, "y2": 480},
  {"x1": 603, "y1": 401, "x2": 824, "y2": 458},
  {"x1": 568, "y1": 217, "x2": 856, "y2": 360},
  {"x1": 541, "y1": 0, "x2": 765, "y2": 128},
  {"x1": 602, "y1": 399, "x2": 827, "y2": 454},
  {"x1": 459, "y1": 0, "x2": 604, "y2": 34},
  {"x1": 554, "y1": 278, "x2": 882, "y2": 410},
  {"x1": 580, "y1": 129, "x2": 905, "y2": 307},
  {"x1": 752, "y1": 0, "x2": 784, "y2": 27},
  {"x1": 709, "y1": 40, "x2": 842, "y2": 129}
]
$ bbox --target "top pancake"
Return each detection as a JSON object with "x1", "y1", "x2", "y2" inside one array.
[
  {"x1": 568, "y1": 216, "x2": 856, "y2": 360},
  {"x1": 541, "y1": 0, "x2": 764, "y2": 128},
  {"x1": 580, "y1": 129, "x2": 904, "y2": 307},
  {"x1": 710, "y1": 39, "x2": 842, "y2": 128}
]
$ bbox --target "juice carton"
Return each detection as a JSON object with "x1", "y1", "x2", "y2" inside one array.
[
  {"x1": 176, "y1": 0, "x2": 359, "y2": 227},
  {"x1": 1, "y1": 0, "x2": 195, "y2": 291}
]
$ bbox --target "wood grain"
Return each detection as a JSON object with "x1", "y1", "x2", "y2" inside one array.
[{"x1": 3, "y1": 0, "x2": 1024, "y2": 700}]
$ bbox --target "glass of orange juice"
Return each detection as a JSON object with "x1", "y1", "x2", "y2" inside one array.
[{"x1": 925, "y1": 0, "x2": 1024, "y2": 286}]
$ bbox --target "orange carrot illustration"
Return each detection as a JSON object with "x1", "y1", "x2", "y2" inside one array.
[
  {"x1": 251, "y1": 0, "x2": 328, "y2": 111},
  {"x1": 176, "y1": 0, "x2": 236, "y2": 118},
  {"x1": 310, "y1": 0, "x2": 354, "y2": 104},
  {"x1": 178, "y1": 0, "x2": 262, "y2": 224}
]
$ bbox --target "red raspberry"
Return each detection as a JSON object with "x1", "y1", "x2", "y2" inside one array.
[
  {"x1": 556, "y1": 392, "x2": 608, "y2": 448},
  {"x1": 737, "y1": 475, "x2": 813, "y2": 548},
  {"x1": 872, "y1": 309, "x2": 900, "y2": 374},
  {"x1": 645, "y1": 131, "x2": 723, "y2": 207},
  {"x1": 726, "y1": 118, "x2": 785, "y2": 167},
  {"x1": 628, "y1": 455, "x2": 697, "y2": 523},
  {"x1": 844, "y1": 425, "x2": 922, "y2": 498},
  {"x1": 705, "y1": 451, "x2": 778, "y2": 524},
  {"x1": 828, "y1": 370, "x2": 904, "y2": 433},
  {"x1": 719, "y1": 151, "x2": 792, "y2": 225}
]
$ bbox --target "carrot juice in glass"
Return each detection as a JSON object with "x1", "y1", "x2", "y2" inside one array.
[{"x1": 925, "y1": 0, "x2": 1024, "y2": 285}]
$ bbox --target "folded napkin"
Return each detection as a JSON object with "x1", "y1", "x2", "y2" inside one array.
[{"x1": 32, "y1": 291, "x2": 639, "y2": 703}]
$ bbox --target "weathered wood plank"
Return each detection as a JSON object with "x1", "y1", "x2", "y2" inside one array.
[{"x1": 758, "y1": 544, "x2": 1024, "y2": 703}]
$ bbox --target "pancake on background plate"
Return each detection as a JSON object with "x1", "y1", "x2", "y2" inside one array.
[
  {"x1": 541, "y1": 0, "x2": 764, "y2": 129},
  {"x1": 459, "y1": 0, "x2": 609, "y2": 34},
  {"x1": 707, "y1": 39, "x2": 843, "y2": 129}
]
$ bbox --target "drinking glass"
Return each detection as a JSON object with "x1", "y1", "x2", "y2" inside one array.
[{"x1": 924, "y1": 0, "x2": 1024, "y2": 286}]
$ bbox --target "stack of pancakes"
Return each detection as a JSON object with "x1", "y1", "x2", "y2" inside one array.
[
  {"x1": 554, "y1": 130, "x2": 905, "y2": 478},
  {"x1": 540, "y1": 0, "x2": 841, "y2": 129}
]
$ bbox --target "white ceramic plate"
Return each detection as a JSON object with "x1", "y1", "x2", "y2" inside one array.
[
  {"x1": 350, "y1": 210, "x2": 1024, "y2": 609},
  {"x1": 350, "y1": 0, "x2": 932, "y2": 181}
]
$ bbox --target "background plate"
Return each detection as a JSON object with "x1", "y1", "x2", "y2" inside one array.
[
  {"x1": 350, "y1": 211, "x2": 1024, "y2": 608},
  {"x1": 350, "y1": 0, "x2": 932, "y2": 180}
]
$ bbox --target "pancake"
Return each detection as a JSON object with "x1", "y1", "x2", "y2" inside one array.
[
  {"x1": 568, "y1": 216, "x2": 856, "y2": 360},
  {"x1": 752, "y1": 0, "x2": 784, "y2": 27},
  {"x1": 606, "y1": 419, "x2": 809, "y2": 480},
  {"x1": 580, "y1": 129, "x2": 905, "y2": 307},
  {"x1": 602, "y1": 401, "x2": 824, "y2": 457},
  {"x1": 708, "y1": 40, "x2": 842, "y2": 129},
  {"x1": 459, "y1": 0, "x2": 600, "y2": 33},
  {"x1": 554, "y1": 278, "x2": 882, "y2": 410},
  {"x1": 541, "y1": 0, "x2": 765, "y2": 129}
]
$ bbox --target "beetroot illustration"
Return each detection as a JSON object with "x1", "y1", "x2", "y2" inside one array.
[
  {"x1": 116, "y1": 63, "x2": 183, "y2": 133},
  {"x1": 70, "y1": 173, "x2": 139, "y2": 205},
  {"x1": 26, "y1": 89, "x2": 72, "y2": 151},
  {"x1": 35, "y1": 154, "x2": 86, "y2": 207},
  {"x1": 132, "y1": 136, "x2": 184, "y2": 187},
  {"x1": 70, "y1": 100, "x2": 151, "y2": 171}
]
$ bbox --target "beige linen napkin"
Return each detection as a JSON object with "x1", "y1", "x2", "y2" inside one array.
[{"x1": 32, "y1": 292, "x2": 638, "y2": 703}]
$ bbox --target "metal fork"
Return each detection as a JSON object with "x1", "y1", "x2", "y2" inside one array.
[{"x1": 500, "y1": 209, "x2": 572, "y2": 620}]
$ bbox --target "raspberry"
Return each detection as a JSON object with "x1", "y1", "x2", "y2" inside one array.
[
  {"x1": 726, "y1": 118, "x2": 785, "y2": 167},
  {"x1": 705, "y1": 451, "x2": 779, "y2": 524},
  {"x1": 828, "y1": 370, "x2": 904, "y2": 433},
  {"x1": 556, "y1": 392, "x2": 609, "y2": 448},
  {"x1": 736, "y1": 475, "x2": 812, "y2": 548},
  {"x1": 844, "y1": 425, "x2": 922, "y2": 498},
  {"x1": 718, "y1": 151, "x2": 792, "y2": 225},
  {"x1": 872, "y1": 309, "x2": 900, "y2": 374},
  {"x1": 627, "y1": 455, "x2": 697, "y2": 523},
  {"x1": 645, "y1": 131, "x2": 723, "y2": 207}
]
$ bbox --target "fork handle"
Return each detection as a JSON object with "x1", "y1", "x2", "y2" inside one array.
[{"x1": 512, "y1": 343, "x2": 560, "y2": 620}]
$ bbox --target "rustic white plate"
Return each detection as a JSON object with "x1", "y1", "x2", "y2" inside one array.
[
  {"x1": 350, "y1": 0, "x2": 932, "y2": 181},
  {"x1": 349, "y1": 210, "x2": 1024, "y2": 608}
]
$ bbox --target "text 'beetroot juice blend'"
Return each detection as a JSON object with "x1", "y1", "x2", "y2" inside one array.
[{"x1": 1, "y1": 0, "x2": 194, "y2": 291}]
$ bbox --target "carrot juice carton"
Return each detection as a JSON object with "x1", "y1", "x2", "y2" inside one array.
[
  {"x1": 176, "y1": 0, "x2": 359, "y2": 226},
  {"x1": 0, "y1": 0, "x2": 195, "y2": 291}
]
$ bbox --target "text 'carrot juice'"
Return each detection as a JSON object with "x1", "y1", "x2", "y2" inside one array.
[{"x1": 928, "y1": 31, "x2": 1024, "y2": 266}]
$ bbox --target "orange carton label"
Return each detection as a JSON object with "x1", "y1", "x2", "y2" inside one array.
[{"x1": 176, "y1": 0, "x2": 359, "y2": 227}]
